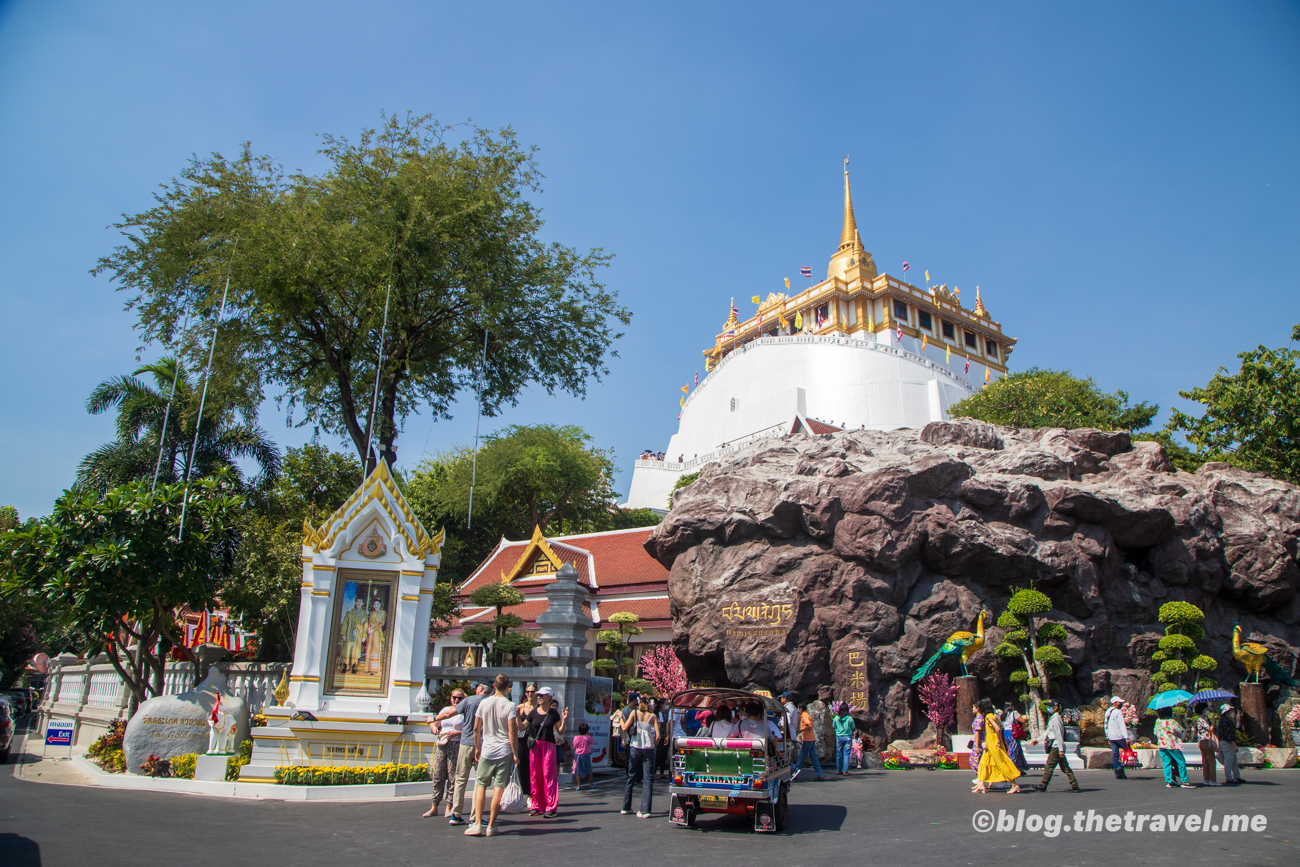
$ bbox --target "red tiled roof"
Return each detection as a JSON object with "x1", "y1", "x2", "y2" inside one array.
[
  {"x1": 596, "y1": 596, "x2": 670, "y2": 625},
  {"x1": 804, "y1": 418, "x2": 843, "y2": 435},
  {"x1": 573, "y1": 528, "x2": 666, "y2": 588},
  {"x1": 458, "y1": 597, "x2": 594, "y2": 629}
]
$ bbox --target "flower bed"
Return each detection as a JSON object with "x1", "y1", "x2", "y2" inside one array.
[
  {"x1": 880, "y1": 748, "x2": 910, "y2": 770},
  {"x1": 273, "y1": 762, "x2": 430, "y2": 786}
]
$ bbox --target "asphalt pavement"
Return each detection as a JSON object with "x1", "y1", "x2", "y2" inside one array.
[{"x1": 3, "y1": 725, "x2": 1297, "y2": 867}]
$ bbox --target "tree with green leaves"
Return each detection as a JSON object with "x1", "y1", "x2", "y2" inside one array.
[
  {"x1": 993, "y1": 588, "x2": 1072, "y2": 736},
  {"x1": 77, "y1": 357, "x2": 280, "y2": 493},
  {"x1": 0, "y1": 475, "x2": 243, "y2": 712},
  {"x1": 95, "y1": 114, "x2": 629, "y2": 470},
  {"x1": 406, "y1": 425, "x2": 659, "y2": 583},
  {"x1": 950, "y1": 368, "x2": 1157, "y2": 431},
  {"x1": 467, "y1": 582, "x2": 535, "y2": 666},
  {"x1": 594, "y1": 612, "x2": 643, "y2": 693},
  {"x1": 669, "y1": 471, "x2": 700, "y2": 508},
  {"x1": 1149, "y1": 601, "x2": 1217, "y2": 698},
  {"x1": 1161, "y1": 323, "x2": 1300, "y2": 484}
]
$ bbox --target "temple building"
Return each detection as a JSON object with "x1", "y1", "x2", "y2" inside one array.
[
  {"x1": 431, "y1": 526, "x2": 671, "y2": 680},
  {"x1": 625, "y1": 163, "x2": 1017, "y2": 510}
]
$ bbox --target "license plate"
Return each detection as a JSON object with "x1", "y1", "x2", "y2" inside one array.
[{"x1": 701, "y1": 795, "x2": 729, "y2": 806}]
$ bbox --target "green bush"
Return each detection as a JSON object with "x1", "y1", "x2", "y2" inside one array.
[
  {"x1": 1037, "y1": 623, "x2": 1068, "y2": 643},
  {"x1": 227, "y1": 739, "x2": 253, "y2": 781},
  {"x1": 1190, "y1": 655, "x2": 1217, "y2": 671},
  {"x1": 170, "y1": 753, "x2": 198, "y2": 779},
  {"x1": 996, "y1": 611, "x2": 1023, "y2": 630},
  {"x1": 1009, "y1": 670, "x2": 1029, "y2": 684},
  {"x1": 994, "y1": 642, "x2": 1022, "y2": 659},
  {"x1": 1151, "y1": 650, "x2": 1169, "y2": 663},
  {"x1": 1003, "y1": 629, "x2": 1028, "y2": 644},
  {"x1": 1034, "y1": 646, "x2": 1064, "y2": 666},
  {"x1": 1008, "y1": 589, "x2": 1052, "y2": 617},
  {"x1": 1158, "y1": 634, "x2": 1196, "y2": 653},
  {"x1": 1161, "y1": 659, "x2": 1189, "y2": 676},
  {"x1": 273, "y1": 763, "x2": 431, "y2": 786},
  {"x1": 97, "y1": 748, "x2": 126, "y2": 773},
  {"x1": 1158, "y1": 601, "x2": 1205, "y2": 626}
]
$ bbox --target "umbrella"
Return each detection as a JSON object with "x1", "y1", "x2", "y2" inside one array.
[
  {"x1": 1188, "y1": 689, "x2": 1236, "y2": 705},
  {"x1": 1147, "y1": 690, "x2": 1193, "y2": 710}
]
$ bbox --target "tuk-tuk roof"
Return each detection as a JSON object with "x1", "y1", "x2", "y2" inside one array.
[{"x1": 669, "y1": 687, "x2": 784, "y2": 713}]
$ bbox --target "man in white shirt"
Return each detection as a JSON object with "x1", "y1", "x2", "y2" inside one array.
[
  {"x1": 1032, "y1": 700, "x2": 1079, "y2": 793},
  {"x1": 466, "y1": 674, "x2": 519, "y2": 837},
  {"x1": 1104, "y1": 696, "x2": 1130, "y2": 780},
  {"x1": 779, "y1": 693, "x2": 799, "y2": 765}
]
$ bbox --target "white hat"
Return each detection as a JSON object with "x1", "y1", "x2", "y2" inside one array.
[
  {"x1": 536, "y1": 687, "x2": 554, "y2": 697},
  {"x1": 1220, "y1": 703, "x2": 1234, "y2": 713},
  {"x1": 1110, "y1": 696, "x2": 1123, "y2": 704}
]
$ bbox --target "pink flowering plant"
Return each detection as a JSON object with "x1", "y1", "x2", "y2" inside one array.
[
  {"x1": 1285, "y1": 705, "x2": 1300, "y2": 726},
  {"x1": 1121, "y1": 703, "x2": 1140, "y2": 726},
  {"x1": 638, "y1": 645, "x2": 688, "y2": 697},
  {"x1": 916, "y1": 672, "x2": 959, "y2": 742}
]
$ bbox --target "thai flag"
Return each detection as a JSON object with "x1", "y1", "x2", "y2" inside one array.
[
  {"x1": 800, "y1": 266, "x2": 812, "y2": 278},
  {"x1": 964, "y1": 359, "x2": 971, "y2": 375},
  {"x1": 902, "y1": 262, "x2": 910, "y2": 271},
  {"x1": 695, "y1": 371, "x2": 699, "y2": 385},
  {"x1": 896, "y1": 325, "x2": 903, "y2": 342}
]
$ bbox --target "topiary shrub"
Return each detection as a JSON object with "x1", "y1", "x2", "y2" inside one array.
[{"x1": 1154, "y1": 601, "x2": 1218, "y2": 691}]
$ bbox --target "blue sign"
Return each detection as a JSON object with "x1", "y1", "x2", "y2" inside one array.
[{"x1": 45, "y1": 720, "x2": 74, "y2": 746}]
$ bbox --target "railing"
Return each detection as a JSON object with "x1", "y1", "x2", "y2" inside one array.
[{"x1": 38, "y1": 659, "x2": 288, "y2": 723}]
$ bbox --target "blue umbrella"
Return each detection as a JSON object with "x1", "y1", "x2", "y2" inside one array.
[
  {"x1": 1147, "y1": 690, "x2": 1193, "y2": 710},
  {"x1": 1188, "y1": 689, "x2": 1236, "y2": 705}
]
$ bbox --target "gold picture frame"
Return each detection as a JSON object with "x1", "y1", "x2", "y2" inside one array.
[{"x1": 324, "y1": 568, "x2": 397, "y2": 697}]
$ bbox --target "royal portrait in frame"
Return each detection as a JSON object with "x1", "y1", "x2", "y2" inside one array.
[{"x1": 324, "y1": 568, "x2": 396, "y2": 696}]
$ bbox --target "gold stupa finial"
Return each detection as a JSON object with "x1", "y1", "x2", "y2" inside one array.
[
  {"x1": 273, "y1": 668, "x2": 290, "y2": 706},
  {"x1": 839, "y1": 156, "x2": 860, "y2": 252},
  {"x1": 974, "y1": 286, "x2": 988, "y2": 318}
]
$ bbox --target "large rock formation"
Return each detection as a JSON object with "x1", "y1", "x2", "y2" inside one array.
[{"x1": 645, "y1": 422, "x2": 1300, "y2": 741}]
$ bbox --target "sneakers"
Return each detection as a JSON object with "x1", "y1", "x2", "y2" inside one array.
[
  {"x1": 1180, "y1": 783, "x2": 1197, "y2": 789},
  {"x1": 1205, "y1": 781, "x2": 1223, "y2": 787},
  {"x1": 463, "y1": 824, "x2": 483, "y2": 836},
  {"x1": 1166, "y1": 783, "x2": 1177, "y2": 788},
  {"x1": 636, "y1": 812, "x2": 652, "y2": 818},
  {"x1": 448, "y1": 814, "x2": 467, "y2": 826},
  {"x1": 620, "y1": 809, "x2": 632, "y2": 815},
  {"x1": 484, "y1": 826, "x2": 498, "y2": 837}
]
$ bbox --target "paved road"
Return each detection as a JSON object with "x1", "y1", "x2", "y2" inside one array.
[{"x1": 3, "y1": 731, "x2": 1297, "y2": 866}]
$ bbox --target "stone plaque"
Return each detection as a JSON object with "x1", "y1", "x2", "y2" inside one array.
[{"x1": 123, "y1": 669, "x2": 248, "y2": 774}]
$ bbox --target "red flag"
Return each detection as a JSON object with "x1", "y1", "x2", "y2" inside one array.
[
  {"x1": 964, "y1": 359, "x2": 971, "y2": 375},
  {"x1": 902, "y1": 261, "x2": 910, "y2": 271},
  {"x1": 694, "y1": 370, "x2": 698, "y2": 386},
  {"x1": 896, "y1": 324, "x2": 903, "y2": 342}
]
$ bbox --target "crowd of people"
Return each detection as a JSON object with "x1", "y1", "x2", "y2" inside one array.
[{"x1": 968, "y1": 694, "x2": 1250, "y2": 795}]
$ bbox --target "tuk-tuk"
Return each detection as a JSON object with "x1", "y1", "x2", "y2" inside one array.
[{"x1": 667, "y1": 688, "x2": 793, "y2": 833}]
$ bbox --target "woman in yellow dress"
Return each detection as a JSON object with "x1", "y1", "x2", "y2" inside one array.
[
  {"x1": 364, "y1": 599, "x2": 387, "y2": 676},
  {"x1": 974, "y1": 698, "x2": 1022, "y2": 794}
]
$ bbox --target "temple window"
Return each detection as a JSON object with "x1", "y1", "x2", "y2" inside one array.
[
  {"x1": 942, "y1": 320, "x2": 955, "y2": 340},
  {"x1": 986, "y1": 339, "x2": 998, "y2": 359},
  {"x1": 964, "y1": 329, "x2": 978, "y2": 348},
  {"x1": 892, "y1": 300, "x2": 909, "y2": 323},
  {"x1": 917, "y1": 310, "x2": 933, "y2": 332}
]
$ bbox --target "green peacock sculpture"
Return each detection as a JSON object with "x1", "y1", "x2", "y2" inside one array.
[{"x1": 910, "y1": 610, "x2": 987, "y2": 684}]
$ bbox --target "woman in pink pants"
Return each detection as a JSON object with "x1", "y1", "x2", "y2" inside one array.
[{"x1": 525, "y1": 687, "x2": 569, "y2": 817}]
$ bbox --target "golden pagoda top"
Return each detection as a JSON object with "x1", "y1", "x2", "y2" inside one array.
[{"x1": 704, "y1": 161, "x2": 1016, "y2": 373}]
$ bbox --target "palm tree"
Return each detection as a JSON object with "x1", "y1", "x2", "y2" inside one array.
[{"x1": 77, "y1": 357, "x2": 281, "y2": 492}]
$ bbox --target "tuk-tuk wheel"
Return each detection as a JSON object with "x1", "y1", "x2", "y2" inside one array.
[{"x1": 775, "y1": 787, "x2": 788, "y2": 833}]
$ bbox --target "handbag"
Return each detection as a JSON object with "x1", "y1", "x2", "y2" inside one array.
[
  {"x1": 1119, "y1": 747, "x2": 1139, "y2": 768},
  {"x1": 499, "y1": 768, "x2": 527, "y2": 813},
  {"x1": 1011, "y1": 718, "x2": 1028, "y2": 741}
]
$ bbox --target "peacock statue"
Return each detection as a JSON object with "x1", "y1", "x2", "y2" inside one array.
[
  {"x1": 1233, "y1": 623, "x2": 1298, "y2": 687},
  {"x1": 910, "y1": 611, "x2": 987, "y2": 684}
]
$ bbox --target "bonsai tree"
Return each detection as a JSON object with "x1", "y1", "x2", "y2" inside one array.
[
  {"x1": 594, "y1": 611, "x2": 642, "y2": 693},
  {"x1": 493, "y1": 631, "x2": 541, "y2": 666},
  {"x1": 992, "y1": 588, "x2": 1072, "y2": 736},
  {"x1": 1149, "y1": 601, "x2": 1217, "y2": 695},
  {"x1": 468, "y1": 581, "x2": 526, "y2": 665},
  {"x1": 459, "y1": 625, "x2": 495, "y2": 666}
]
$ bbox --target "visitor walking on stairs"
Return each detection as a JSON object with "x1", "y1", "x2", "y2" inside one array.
[
  {"x1": 621, "y1": 695, "x2": 661, "y2": 817},
  {"x1": 525, "y1": 687, "x2": 568, "y2": 818}
]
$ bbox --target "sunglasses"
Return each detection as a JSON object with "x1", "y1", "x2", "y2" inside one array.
[{"x1": 451, "y1": 695, "x2": 464, "y2": 700}]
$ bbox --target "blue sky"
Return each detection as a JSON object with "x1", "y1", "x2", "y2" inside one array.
[{"x1": 1, "y1": 1, "x2": 1297, "y2": 520}]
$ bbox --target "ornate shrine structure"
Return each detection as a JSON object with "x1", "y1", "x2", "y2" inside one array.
[{"x1": 625, "y1": 162, "x2": 1018, "y2": 510}]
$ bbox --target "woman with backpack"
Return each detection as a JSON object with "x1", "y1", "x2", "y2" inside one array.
[{"x1": 1003, "y1": 703, "x2": 1029, "y2": 774}]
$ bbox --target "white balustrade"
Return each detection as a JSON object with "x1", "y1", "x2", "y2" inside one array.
[
  {"x1": 86, "y1": 672, "x2": 124, "y2": 708},
  {"x1": 57, "y1": 672, "x2": 85, "y2": 704}
]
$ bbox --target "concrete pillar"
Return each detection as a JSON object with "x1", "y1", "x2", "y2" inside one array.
[
  {"x1": 1240, "y1": 682, "x2": 1267, "y2": 746},
  {"x1": 955, "y1": 676, "x2": 980, "y2": 737},
  {"x1": 532, "y1": 563, "x2": 596, "y2": 725}
]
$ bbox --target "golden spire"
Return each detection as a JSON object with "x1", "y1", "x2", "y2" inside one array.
[
  {"x1": 839, "y1": 156, "x2": 859, "y2": 251},
  {"x1": 974, "y1": 286, "x2": 988, "y2": 318}
]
